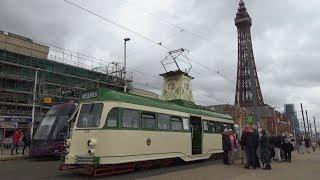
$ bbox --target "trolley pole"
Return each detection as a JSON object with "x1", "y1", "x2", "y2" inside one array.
[
  {"x1": 123, "y1": 38, "x2": 130, "y2": 92},
  {"x1": 300, "y1": 103, "x2": 307, "y2": 134},
  {"x1": 31, "y1": 68, "x2": 39, "y2": 140}
]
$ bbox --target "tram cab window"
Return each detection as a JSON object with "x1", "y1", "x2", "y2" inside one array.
[
  {"x1": 141, "y1": 112, "x2": 156, "y2": 130},
  {"x1": 171, "y1": 116, "x2": 182, "y2": 131},
  {"x1": 203, "y1": 121, "x2": 209, "y2": 132},
  {"x1": 122, "y1": 109, "x2": 140, "y2": 128},
  {"x1": 105, "y1": 108, "x2": 119, "y2": 128},
  {"x1": 77, "y1": 103, "x2": 103, "y2": 128},
  {"x1": 215, "y1": 122, "x2": 222, "y2": 133},
  {"x1": 158, "y1": 114, "x2": 170, "y2": 130},
  {"x1": 209, "y1": 122, "x2": 216, "y2": 133}
]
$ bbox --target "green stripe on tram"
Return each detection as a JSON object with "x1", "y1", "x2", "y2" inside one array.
[{"x1": 84, "y1": 88, "x2": 232, "y2": 120}]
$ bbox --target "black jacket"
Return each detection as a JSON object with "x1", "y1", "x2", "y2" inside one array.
[
  {"x1": 241, "y1": 131, "x2": 257, "y2": 148},
  {"x1": 260, "y1": 134, "x2": 270, "y2": 150},
  {"x1": 222, "y1": 133, "x2": 231, "y2": 151}
]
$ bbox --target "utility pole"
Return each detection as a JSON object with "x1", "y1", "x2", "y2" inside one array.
[
  {"x1": 306, "y1": 110, "x2": 311, "y2": 137},
  {"x1": 31, "y1": 68, "x2": 39, "y2": 140},
  {"x1": 300, "y1": 103, "x2": 307, "y2": 134},
  {"x1": 313, "y1": 117, "x2": 317, "y2": 141}
]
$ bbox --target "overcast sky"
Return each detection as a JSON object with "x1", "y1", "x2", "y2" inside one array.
[{"x1": 1, "y1": 0, "x2": 320, "y2": 127}]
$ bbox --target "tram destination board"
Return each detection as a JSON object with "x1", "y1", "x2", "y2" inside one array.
[{"x1": 81, "y1": 91, "x2": 98, "y2": 100}]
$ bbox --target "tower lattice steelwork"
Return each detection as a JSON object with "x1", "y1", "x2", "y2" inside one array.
[{"x1": 234, "y1": 0, "x2": 264, "y2": 107}]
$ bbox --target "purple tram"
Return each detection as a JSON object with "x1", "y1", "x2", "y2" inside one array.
[{"x1": 30, "y1": 103, "x2": 76, "y2": 158}]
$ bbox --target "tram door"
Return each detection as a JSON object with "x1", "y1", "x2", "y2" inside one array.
[{"x1": 190, "y1": 116, "x2": 202, "y2": 155}]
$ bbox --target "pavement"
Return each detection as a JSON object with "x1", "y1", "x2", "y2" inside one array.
[
  {"x1": 0, "y1": 147, "x2": 28, "y2": 161},
  {"x1": 0, "y1": 150, "x2": 319, "y2": 180}
]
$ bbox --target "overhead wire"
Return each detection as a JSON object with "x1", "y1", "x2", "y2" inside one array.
[{"x1": 63, "y1": 0, "x2": 236, "y2": 84}]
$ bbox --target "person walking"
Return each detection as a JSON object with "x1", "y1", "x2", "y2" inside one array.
[
  {"x1": 222, "y1": 128, "x2": 231, "y2": 165},
  {"x1": 241, "y1": 125, "x2": 257, "y2": 169},
  {"x1": 311, "y1": 141, "x2": 316, "y2": 152},
  {"x1": 300, "y1": 135, "x2": 306, "y2": 154},
  {"x1": 305, "y1": 136, "x2": 311, "y2": 153},
  {"x1": 260, "y1": 129, "x2": 271, "y2": 170},
  {"x1": 284, "y1": 139, "x2": 294, "y2": 162},
  {"x1": 270, "y1": 134, "x2": 275, "y2": 160},
  {"x1": 228, "y1": 129, "x2": 237, "y2": 164},
  {"x1": 253, "y1": 126, "x2": 261, "y2": 168},
  {"x1": 11, "y1": 129, "x2": 22, "y2": 155},
  {"x1": 22, "y1": 131, "x2": 31, "y2": 155},
  {"x1": 274, "y1": 134, "x2": 282, "y2": 162}
]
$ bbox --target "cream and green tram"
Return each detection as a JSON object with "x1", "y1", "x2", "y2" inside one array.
[{"x1": 63, "y1": 88, "x2": 233, "y2": 171}]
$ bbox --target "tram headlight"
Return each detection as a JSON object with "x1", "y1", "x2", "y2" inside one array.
[
  {"x1": 87, "y1": 139, "x2": 97, "y2": 148},
  {"x1": 88, "y1": 149, "x2": 95, "y2": 154}
]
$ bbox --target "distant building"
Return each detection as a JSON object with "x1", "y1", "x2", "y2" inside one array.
[{"x1": 283, "y1": 104, "x2": 300, "y2": 135}]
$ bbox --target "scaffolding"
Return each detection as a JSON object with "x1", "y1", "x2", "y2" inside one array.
[{"x1": 0, "y1": 34, "x2": 132, "y2": 118}]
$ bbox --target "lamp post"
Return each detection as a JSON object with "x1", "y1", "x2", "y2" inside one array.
[
  {"x1": 123, "y1": 38, "x2": 130, "y2": 92},
  {"x1": 30, "y1": 68, "x2": 39, "y2": 140}
]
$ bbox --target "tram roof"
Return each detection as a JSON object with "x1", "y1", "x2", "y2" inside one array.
[{"x1": 84, "y1": 88, "x2": 233, "y2": 120}]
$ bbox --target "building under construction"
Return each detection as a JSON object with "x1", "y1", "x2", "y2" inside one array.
[{"x1": 0, "y1": 31, "x2": 133, "y2": 130}]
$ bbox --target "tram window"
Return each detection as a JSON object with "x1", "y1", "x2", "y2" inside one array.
[
  {"x1": 77, "y1": 103, "x2": 103, "y2": 128},
  {"x1": 158, "y1": 114, "x2": 170, "y2": 130},
  {"x1": 182, "y1": 118, "x2": 190, "y2": 131},
  {"x1": 171, "y1": 116, "x2": 182, "y2": 131},
  {"x1": 122, "y1": 109, "x2": 140, "y2": 128},
  {"x1": 203, "y1": 121, "x2": 209, "y2": 132},
  {"x1": 209, "y1": 122, "x2": 216, "y2": 133},
  {"x1": 105, "y1": 108, "x2": 119, "y2": 128},
  {"x1": 141, "y1": 112, "x2": 156, "y2": 130},
  {"x1": 215, "y1": 122, "x2": 222, "y2": 133}
]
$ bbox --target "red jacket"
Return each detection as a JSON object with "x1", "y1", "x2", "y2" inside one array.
[{"x1": 12, "y1": 131, "x2": 21, "y2": 145}]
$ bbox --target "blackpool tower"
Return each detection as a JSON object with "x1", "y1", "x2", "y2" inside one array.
[{"x1": 234, "y1": 0, "x2": 264, "y2": 108}]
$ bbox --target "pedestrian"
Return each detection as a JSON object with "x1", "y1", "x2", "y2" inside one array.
[
  {"x1": 305, "y1": 136, "x2": 311, "y2": 153},
  {"x1": 318, "y1": 140, "x2": 320, "y2": 151},
  {"x1": 270, "y1": 134, "x2": 275, "y2": 160},
  {"x1": 222, "y1": 128, "x2": 231, "y2": 165},
  {"x1": 228, "y1": 129, "x2": 237, "y2": 164},
  {"x1": 260, "y1": 129, "x2": 271, "y2": 170},
  {"x1": 252, "y1": 126, "x2": 261, "y2": 168},
  {"x1": 241, "y1": 125, "x2": 257, "y2": 169},
  {"x1": 280, "y1": 135, "x2": 286, "y2": 161},
  {"x1": 274, "y1": 134, "x2": 282, "y2": 162},
  {"x1": 300, "y1": 135, "x2": 306, "y2": 154},
  {"x1": 11, "y1": 129, "x2": 22, "y2": 155},
  {"x1": 311, "y1": 141, "x2": 316, "y2": 152},
  {"x1": 22, "y1": 131, "x2": 31, "y2": 155},
  {"x1": 284, "y1": 139, "x2": 294, "y2": 162}
]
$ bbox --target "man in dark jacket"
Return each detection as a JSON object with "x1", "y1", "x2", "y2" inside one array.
[
  {"x1": 222, "y1": 129, "x2": 231, "y2": 165},
  {"x1": 241, "y1": 126, "x2": 258, "y2": 169},
  {"x1": 284, "y1": 139, "x2": 294, "y2": 162},
  {"x1": 260, "y1": 129, "x2": 271, "y2": 170}
]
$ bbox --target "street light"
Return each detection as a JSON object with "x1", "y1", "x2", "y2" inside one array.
[
  {"x1": 31, "y1": 67, "x2": 39, "y2": 140},
  {"x1": 123, "y1": 38, "x2": 130, "y2": 92}
]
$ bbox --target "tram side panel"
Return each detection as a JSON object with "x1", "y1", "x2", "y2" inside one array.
[
  {"x1": 202, "y1": 133, "x2": 223, "y2": 157},
  {"x1": 65, "y1": 129, "x2": 191, "y2": 165}
]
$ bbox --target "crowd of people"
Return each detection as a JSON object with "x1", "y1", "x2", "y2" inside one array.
[
  {"x1": 10, "y1": 128, "x2": 31, "y2": 155},
  {"x1": 222, "y1": 125, "x2": 319, "y2": 170}
]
